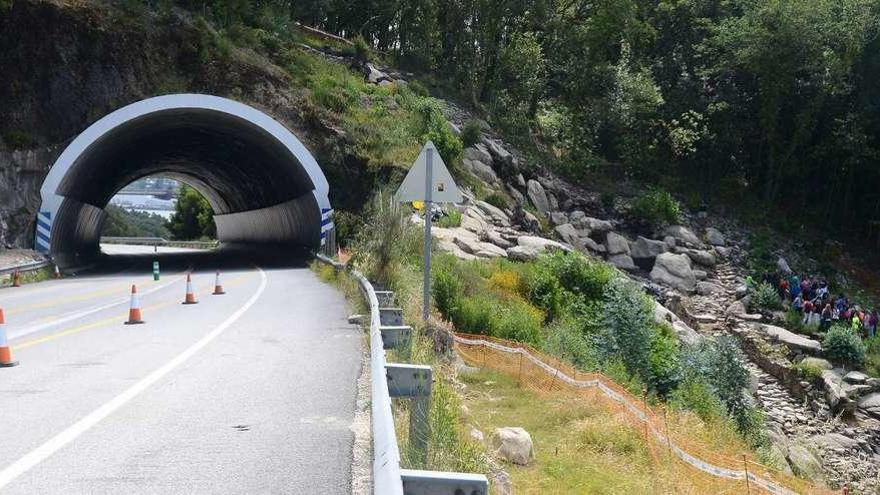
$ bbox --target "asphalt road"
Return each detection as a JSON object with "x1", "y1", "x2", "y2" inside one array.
[{"x1": 0, "y1": 246, "x2": 363, "y2": 494}]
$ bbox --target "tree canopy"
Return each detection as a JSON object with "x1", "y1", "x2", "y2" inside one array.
[{"x1": 166, "y1": 185, "x2": 216, "y2": 240}]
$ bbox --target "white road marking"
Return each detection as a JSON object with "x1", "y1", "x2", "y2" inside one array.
[
  {"x1": 7, "y1": 274, "x2": 185, "y2": 341},
  {"x1": 0, "y1": 267, "x2": 268, "y2": 489}
]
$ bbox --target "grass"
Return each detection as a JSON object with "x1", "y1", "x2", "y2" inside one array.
[
  {"x1": 0, "y1": 267, "x2": 54, "y2": 288},
  {"x1": 460, "y1": 369, "x2": 756, "y2": 494}
]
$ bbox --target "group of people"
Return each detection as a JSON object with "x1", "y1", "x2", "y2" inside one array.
[{"x1": 774, "y1": 274, "x2": 878, "y2": 337}]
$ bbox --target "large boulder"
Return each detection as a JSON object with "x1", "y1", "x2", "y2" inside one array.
[
  {"x1": 554, "y1": 223, "x2": 582, "y2": 250},
  {"x1": 474, "y1": 200, "x2": 510, "y2": 227},
  {"x1": 608, "y1": 254, "x2": 637, "y2": 271},
  {"x1": 705, "y1": 227, "x2": 725, "y2": 246},
  {"x1": 604, "y1": 232, "x2": 630, "y2": 256},
  {"x1": 684, "y1": 249, "x2": 717, "y2": 267},
  {"x1": 800, "y1": 357, "x2": 833, "y2": 370},
  {"x1": 822, "y1": 369, "x2": 854, "y2": 413},
  {"x1": 759, "y1": 324, "x2": 822, "y2": 355},
  {"x1": 507, "y1": 245, "x2": 540, "y2": 262},
  {"x1": 490, "y1": 427, "x2": 534, "y2": 465},
  {"x1": 481, "y1": 229, "x2": 514, "y2": 249},
  {"x1": 475, "y1": 242, "x2": 508, "y2": 259},
  {"x1": 858, "y1": 392, "x2": 880, "y2": 419},
  {"x1": 786, "y1": 444, "x2": 823, "y2": 481},
  {"x1": 581, "y1": 237, "x2": 606, "y2": 254},
  {"x1": 583, "y1": 217, "x2": 613, "y2": 234},
  {"x1": 654, "y1": 302, "x2": 701, "y2": 345},
  {"x1": 777, "y1": 256, "x2": 793, "y2": 275},
  {"x1": 526, "y1": 179, "x2": 550, "y2": 214},
  {"x1": 810, "y1": 433, "x2": 858, "y2": 452},
  {"x1": 464, "y1": 159, "x2": 499, "y2": 185},
  {"x1": 550, "y1": 211, "x2": 568, "y2": 226},
  {"x1": 483, "y1": 138, "x2": 514, "y2": 167},
  {"x1": 696, "y1": 281, "x2": 725, "y2": 296},
  {"x1": 517, "y1": 235, "x2": 567, "y2": 252},
  {"x1": 463, "y1": 144, "x2": 493, "y2": 164},
  {"x1": 630, "y1": 236, "x2": 667, "y2": 269},
  {"x1": 664, "y1": 225, "x2": 702, "y2": 247},
  {"x1": 461, "y1": 207, "x2": 489, "y2": 235},
  {"x1": 650, "y1": 253, "x2": 697, "y2": 292}
]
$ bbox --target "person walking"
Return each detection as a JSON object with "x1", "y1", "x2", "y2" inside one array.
[{"x1": 870, "y1": 310, "x2": 878, "y2": 339}]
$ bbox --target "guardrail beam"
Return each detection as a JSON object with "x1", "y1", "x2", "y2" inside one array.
[
  {"x1": 380, "y1": 325, "x2": 412, "y2": 350},
  {"x1": 386, "y1": 363, "x2": 431, "y2": 397},
  {"x1": 400, "y1": 469, "x2": 489, "y2": 495}
]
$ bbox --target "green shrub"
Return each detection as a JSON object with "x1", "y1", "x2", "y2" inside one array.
[
  {"x1": 792, "y1": 361, "x2": 823, "y2": 382},
  {"x1": 823, "y1": 324, "x2": 866, "y2": 368},
  {"x1": 460, "y1": 120, "x2": 483, "y2": 147},
  {"x1": 494, "y1": 300, "x2": 544, "y2": 344},
  {"x1": 594, "y1": 277, "x2": 655, "y2": 382},
  {"x1": 353, "y1": 35, "x2": 370, "y2": 62},
  {"x1": 785, "y1": 309, "x2": 806, "y2": 334},
  {"x1": 600, "y1": 191, "x2": 616, "y2": 211},
  {"x1": 669, "y1": 377, "x2": 725, "y2": 422},
  {"x1": 522, "y1": 262, "x2": 564, "y2": 319},
  {"x1": 629, "y1": 189, "x2": 682, "y2": 227},
  {"x1": 484, "y1": 192, "x2": 510, "y2": 210},
  {"x1": 437, "y1": 209, "x2": 462, "y2": 228},
  {"x1": 648, "y1": 328, "x2": 682, "y2": 397},
  {"x1": 432, "y1": 263, "x2": 463, "y2": 317},
  {"x1": 408, "y1": 80, "x2": 430, "y2": 97},
  {"x1": 538, "y1": 251, "x2": 615, "y2": 302},
  {"x1": 543, "y1": 318, "x2": 599, "y2": 371},
  {"x1": 753, "y1": 281, "x2": 782, "y2": 311},
  {"x1": 331, "y1": 209, "x2": 363, "y2": 248}
]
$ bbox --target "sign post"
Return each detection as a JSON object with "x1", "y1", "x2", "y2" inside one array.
[{"x1": 395, "y1": 141, "x2": 462, "y2": 321}]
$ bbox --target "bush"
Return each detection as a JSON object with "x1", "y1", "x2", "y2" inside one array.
[
  {"x1": 792, "y1": 361, "x2": 823, "y2": 382},
  {"x1": 648, "y1": 328, "x2": 682, "y2": 397},
  {"x1": 669, "y1": 377, "x2": 726, "y2": 422},
  {"x1": 488, "y1": 270, "x2": 521, "y2": 296},
  {"x1": 408, "y1": 80, "x2": 430, "y2": 97},
  {"x1": 484, "y1": 192, "x2": 510, "y2": 210},
  {"x1": 753, "y1": 281, "x2": 782, "y2": 310},
  {"x1": 629, "y1": 189, "x2": 682, "y2": 227},
  {"x1": 437, "y1": 209, "x2": 462, "y2": 228},
  {"x1": 537, "y1": 251, "x2": 615, "y2": 302},
  {"x1": 594, "y1": 277, "x2": 655, "y2": 382},
  {"x1": 823, "y1": 324, "x2": 866, "y2": 368},
  {"x1": 353, "y1": 35, "x2": 370, "y2": 62},
  {"x1": 432, "y1": 264, "x2": 463, "y2": 317},
  {"x1": 460, "y1": 120, "x2": 483, "y2": 147},
  {"x1": 543, "y1": 318, "x2": 599, "y2": 371}
]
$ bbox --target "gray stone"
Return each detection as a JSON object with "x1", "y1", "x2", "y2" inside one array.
[
  {"x1": 715, "y1": 246, "x2": 731, "y2": 258},
  {"x1": 664, "y1": 225, "x2": 703, "y2": 247},
  {"x1": 696, "y1": 281, "x2": 725, "y2": 296},
  {"x1": 483, "y1": 138, "x2": 514, "y2": 167},
  {"x1": 760, "y1": 324, "x2": 822, "y2": 354},
  {"x1": 653, "y1": 302, "x2": 701, "y2": 345},
  {"x1": 526, "y1": 179, "x2": 550, "y2": 214},
  {"x1": 474, "y1": 242, "x2": 508, "y2": 258},
  {"x1": 858, "y1": 392, "x2": 880, "y2": 418},
  {"x1": 650, "y1": 252, "x2": 697, "y2": 292},
  {"x1": 490, "y1": 427, "x2": 534, "y2": 465},
  {"x1": 481, "y1": 229, "x2": 514, "y2": 249},
  {"x1": 515, "y1": 174, "x2": 526, "y2": 188},
  {"x1": 822, "y1": 369, "x2": 853, "y2": 412},
  {"x1": 685, "y1": 249, "x2": 717, "y2": 267},
  {"x1": 800, "y1": 357, "x2": 833, "y2": 370},
  {"x1": 693, "y1": 269, "x2": 707, "y2": 280},
  {"x1": 465, "y1": 159, "x2": 499, "y2": 185},
  {"x1": 461, "y1": 208, "x2": 489, "y2": 235},
  {"x1": 550, "y1": 211, "x2": 568, "y2": 226},
  {"x1": 490, "y1": 470, "x2": 512, "y2": 495},
  {"x1": 453, "y1": 234, "x2": 485, "y2": 255},
  {"x1": 520, "y1": 210, "x2": 540, "y2": 233},
  {"x1": 604, "y1": 232, "x2": 631, "y2": 256},
  {"x1": 584, "y1": 217, "x2": 613, "y2": 234},
  {"x1": 608, "y1": 254, "x2": 637, "y2": 271},
  {"x1": 811, "y1": 433, "x2": 858, "y2": 451},
  {"x1": 517, "y1": 235, "x2": 567, "y2": 252},
  {"x1": 581, "y1": 237, "x2": 606, "y2": 254},
  {"x1": 663, "y1": 236, "x2": 677, "y2": 250},
  {"x1": 630, "y1": 236, "x2": 667, "y2": 269},
  {"x1": 727, "y1": 300, "x2": 747, "y2": 316},
  {"x1": 843, "y1": 371, "x2": 868, "y2": 385},
  {"x1": 786, "y1": 444, "x2": 823, "y2": 481},
  {"x1": 463, "y1": 144, "x2": 492, "y2": 164},
  {"x1": 547, "y1": 192, "x2": 559, "y2": 211},
  {"x1": 366, "y1": 63, "x2": 392, "y2": 84},
  {"x1": 705, "y1": 227, "x2": 725, "y2": 246},
  {"x1": 474, "y1": 200, "x2": 510, "y2": 226},
  {"x1": 569, "y1": 210, "x2": 586, "y2": 223},
  {"x1": 507, "y1": 245, "x2": 541, "y2": 262},
  {"x1": 554, "y1": 223, "x2": 582, "y2": 249},
  {"x1": 506, "y1": 185, "x2": 525, "y2": 205}
]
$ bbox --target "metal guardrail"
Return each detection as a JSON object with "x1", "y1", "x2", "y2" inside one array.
[
  {"x1": 100, "y1": 237, "x2": 219, "y2": 249},
  {"x1": 315, "y1": 254, "x2": 488, "y2": 495},
  {"x1": 0, "y1": 259, "x2": 51, "y2": 277}
]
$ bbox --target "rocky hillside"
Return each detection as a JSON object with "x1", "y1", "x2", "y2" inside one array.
[{"x1": 0, "y1": 0, "x2": 379, "y2": 247}]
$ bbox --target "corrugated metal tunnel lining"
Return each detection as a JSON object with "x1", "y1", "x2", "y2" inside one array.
[{"x1": 37, "y1": 94, "x2": 332, "y2": 265}]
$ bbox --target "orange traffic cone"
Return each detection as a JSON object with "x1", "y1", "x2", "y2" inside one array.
[
  {"x1": 212, "y1": 271, "x2": 225, "y2": 295},
  {"x1": 12, "y1": 271, "x2": 21, "y2": 287},
  {"x1": 54, "y1": 265, "x2": 62, "y2": 279},
  {"x1": 124, "y1": 285, "x2": 145, "y2": 325},
  {"x1": 182, "y1": 273, "x2": 198, "y2": 305},
  {"x1": 0, "y1": 308, "x2": 19, "y2": 367}
]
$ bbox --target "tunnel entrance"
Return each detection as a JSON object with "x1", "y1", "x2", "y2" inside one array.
[{"x1": 36, "y1": 94, "x2": 334, "y2": 266}]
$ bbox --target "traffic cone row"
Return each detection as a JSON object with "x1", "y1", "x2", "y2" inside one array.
[
  {"x1": 124, "y1": 285, "x2": 144, "y2": 325},
  {"x1": 0, "y1": 308, "x2": 19, "y2": 367},
  {"x1": 182, "y1": 273, "x2": 198, "y2": 305}
]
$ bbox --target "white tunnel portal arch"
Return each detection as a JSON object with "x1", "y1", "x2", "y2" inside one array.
[{"x1": 36, "y1": 94, "x2": 333, "y2": 263}]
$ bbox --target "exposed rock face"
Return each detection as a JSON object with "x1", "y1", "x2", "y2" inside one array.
[
  {"x1": 604, "y1": 231, "x2": 630, "y2": 255},
  {"x1": 705, "y1": 227, "x2": 725, "y2": 246},
  {"x1": 490, "y1": 427, "x2": 534, "y2": 465},
  {"x1": 554, "y1": 223, "x2": 582, "y2": 249},
  {"x1": 517, "y1": 235, "x2": 566, "y2": 252},
  {"x1": 858, "y1": 392, "x2": 880, "y2": 419},
  {"x1": 550, "y1": 211, "x2": 568, "y2": 226},
  {"x1": 463, "y1": 144, "x2": 492, "y2": 164},
  {"x1": 463, "y1": 158, "x2": 499, "y2": 185},
  {"x1": 507, "y1": 245, "x2": 540, "y2": 261},
  {"x1": 474, "y1": 201, "x2": 510, "y2": 227},
  {"x1": 650, "y1": 252, "x2": 696, "y2": 292},
  {"x1": 786, "y1": 443, "x2": 823, "y2": 481},
  {"x1": 630, "y1": 236, "x2": 666, "y2": 269},
  {"x1": 759, "y1": 324, "x2": 822, "y2": 355},
  {"x1": 822, "y1": 369, "x2": 854, "y2": 413},
  {"x1": 526, "y1": 179, "x2": 550, "y2": 214},
  {"x1": 664, "y1": 225, "x2": 702, "y2": 247}
]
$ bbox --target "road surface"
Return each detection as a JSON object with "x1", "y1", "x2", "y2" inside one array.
[{"x1": 0, "y1": 246, "x2": 363, "y2": 494}]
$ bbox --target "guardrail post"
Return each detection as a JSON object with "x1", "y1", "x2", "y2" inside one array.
[
  {"x1": 386, "y1": 363, "x2": 432, "y2": 466},
  {"x1": 380, "y1": 325, "x2": 413, "y2": 350},
  {"x1": 400, "y1": 469, "x2": 488, "y2": 495},
  {"x1": 379, "y1": 307, "x2": 404, "y2": 326}
]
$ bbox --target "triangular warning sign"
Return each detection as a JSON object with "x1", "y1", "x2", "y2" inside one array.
[{"x1": 395, "y1": 141, "x2": 463, "y2": 203}]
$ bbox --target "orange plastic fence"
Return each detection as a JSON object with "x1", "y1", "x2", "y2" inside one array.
[{"x1": 452, "y1": 332, "x2": 837, "y2": 495}]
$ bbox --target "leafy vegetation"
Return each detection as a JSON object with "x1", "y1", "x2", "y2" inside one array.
[
  {"x1": 167, "y1": 185, "x2": 216, "y2": 240},
  {"x1": 753, "y1": 281, "x2": 783, "y2": 311},
  {"x1": 792, "y1": 361, "x2": 824, "y2": 383},
  {"x1": 459, "y1": 120, "x2": 483, "y2": 148},
  {"x1": 629, "y1": 189, "x2": 682, "y2": 228},
  {"x1": 436, "y1": 209, "x2": 462, "y2": 228},
  {"x1": 823, "y1": 324, "x2": 867, "y2": 369},
  {"x1": 102, "y1": 205, "x2": 171, "y2": 239}
]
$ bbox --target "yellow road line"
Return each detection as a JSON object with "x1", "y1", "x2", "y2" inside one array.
[
  {"x1": 5, "y1": 273, "x2": 187, "y2": 316},
  {"x1": 11, "y1": 273, "x2": 252, "y2": 351}
]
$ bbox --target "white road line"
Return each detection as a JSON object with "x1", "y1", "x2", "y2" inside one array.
[
  {"x1": 0, "y1": 267, "x2": 268, "y2": 490},
  {"x1": 7, "y1": 274, "x2": 186, "y2": 341}
]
